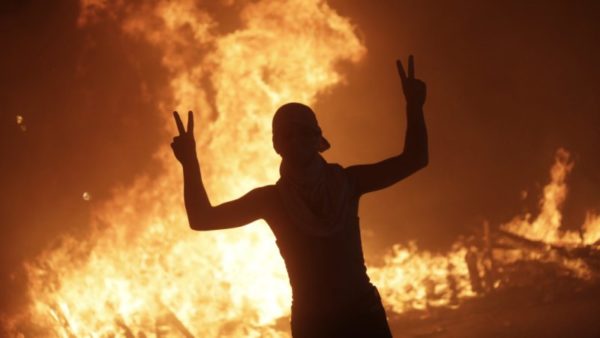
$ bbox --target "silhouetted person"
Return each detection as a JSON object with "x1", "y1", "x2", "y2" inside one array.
[{"x1": 171, "y1": 55, "x2": 427, "y2": 338}]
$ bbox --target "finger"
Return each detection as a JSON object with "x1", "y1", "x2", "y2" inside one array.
[
  {"x1": 396, "y1": 59, "x2": 407, "y2": 84},
  {"x1": 187, "y1": 111, "x2": 194, "y2": 134},
  {"x1": 173, "y1": 111, "x2": 186, "y2": 135},
  {"x1": 408, "y1": 54, "x2": 414, "y2": 79}
]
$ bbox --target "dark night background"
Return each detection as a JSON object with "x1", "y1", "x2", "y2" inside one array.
[{"x1": 1, "y1": 0, "x2": 599, "y2": 321}]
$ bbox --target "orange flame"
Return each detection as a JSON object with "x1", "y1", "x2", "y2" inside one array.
[
  {"x1": 502, "y1": 148, "x2": 600, "y2": 247},
  {"x1": 369, "y1": 242, "x2": 474, "y2": 314},
  {"x1": 371, "y1": 148, "x2": 599, "y2": 316},
  {"x1": 8, "y1": 0, "x2": 366, "y2": 336},
  {"x1": 4, "y1": 1, "x2": 599, "y2": 337}
]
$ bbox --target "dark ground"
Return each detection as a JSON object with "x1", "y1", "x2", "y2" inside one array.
[{"x1": 389, "y1": 282, "x2": 600, "y2": 338}]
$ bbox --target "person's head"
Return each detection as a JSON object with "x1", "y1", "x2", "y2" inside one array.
[{"x1": 272, "y1": 102, "x2": 330, "y2": 166}]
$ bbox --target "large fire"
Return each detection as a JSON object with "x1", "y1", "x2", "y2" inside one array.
[
  {"x1": 2, "y1": 0, "x2": 599, "y2": 337},
  {"x1": 369, "y1": 148, "x2": 600, "y2": 315}
]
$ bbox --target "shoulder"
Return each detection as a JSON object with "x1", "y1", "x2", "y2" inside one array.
[
  {"x1": 247, "y1": 184, "x2": 279, "y2": 220},
  {"x1": 251, "y1": 184, "x2": 277, "y2": 194},
  {"x1": 248, "y1": 184, "x2": 278, "y2": 204}
]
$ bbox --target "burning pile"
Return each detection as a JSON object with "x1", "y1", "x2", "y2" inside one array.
[
  {"x1": 370, "y1": 148, "x2": 600, "y2": 316},
  {"x1": 5, "y1": 0, "x2": 366, "y2": 336},
  {"x1": 2, "y1": 0, "x2": 599, "y2": 337}
]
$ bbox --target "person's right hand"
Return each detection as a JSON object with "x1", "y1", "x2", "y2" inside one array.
[{"x1": 171, "y1": 111, "x2": 198, "y2": 166}]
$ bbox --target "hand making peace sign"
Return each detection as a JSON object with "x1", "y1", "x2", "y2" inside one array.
[
  {"x1": 171, "y1": 111, "x2": 198, "y2": 166},
  {"x1": 397, "y1": 55, "x2": 427, "y2": 107}
]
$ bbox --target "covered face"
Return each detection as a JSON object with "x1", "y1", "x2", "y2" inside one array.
[{"x1": 272, "y1": 102, "x2": 330, "y2": 165}]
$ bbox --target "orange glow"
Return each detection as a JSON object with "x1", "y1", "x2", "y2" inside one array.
[
  {"x1": 369, "y1": 242, "x2": 474, "y2": 314},
  {"x1": 3, "y1": 1, "x2": 598, "y2": 337},
  {"x1": 371, "y1": 148, "x2": 599, "y2": 315},
  {"x1": 501, "y1": 148, "x2": 600, "y2": 250},
  {"x1": 8, "y1": 0, "x2": 365, "y2": 336},
  {"x1": 501, "y1": 148, "x2": 576, "y2": 244}
]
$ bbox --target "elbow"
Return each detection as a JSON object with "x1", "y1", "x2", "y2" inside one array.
[
  {"x1": 411, "y1": 159, "x2": 428, "y2": 174},
  {"x1": 184, "y1": 203, "x2": 220, "y2": 231},
  {"x1": 416, "y1": 147, "x2": 429, "y2": 170},
  {"x1": 188, "y1": 218, "x2": 203, "y2": 231},
  {"x1": 189, "y1": 220, "x2": 213, "y2": 231},
  {"x1": 189, "y1": 221, "x2": 203, "y2": 231},
  {"x1": 405, "y1": 151, "x2": 428, "y2": 172},
  {"x1": 418, "y1": 154, "x2": 429, "y2": 169},
  {"x1": 187, "y1": 212, "x2": 213, "y2": 231}
]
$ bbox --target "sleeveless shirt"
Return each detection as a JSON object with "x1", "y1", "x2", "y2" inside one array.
[{"x1": 263, "y1": 166, "x2": 375, "y2": 317}]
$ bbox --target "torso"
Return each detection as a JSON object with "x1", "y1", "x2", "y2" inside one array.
[{"x1": 259, "y1": 170, "x2": 374, "y2": 316}]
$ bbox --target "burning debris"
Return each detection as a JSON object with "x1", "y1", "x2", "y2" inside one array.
[
  {"x1": 11, "y1": 182, "x2": 596, "y2": 333},
  {"x1": 2, "y1": 0, "x2": 599, "y2": 337},
  {"x1": 368, "y1": 149, "x2": 600, "y2": 337},
  {"x1": 3, "y1": 0, "x2": 366, "y2": 336},
  {"x1": 372, "y1": 149, "x2": 600, "y2": 317}
]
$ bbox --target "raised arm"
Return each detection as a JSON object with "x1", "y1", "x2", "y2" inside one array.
[
  {"x1": 171, "y1": 111, "x2": 266, "y2": 230},
  {"x1": 346, "y1": 55, "x2": 428, "y2": 195}
]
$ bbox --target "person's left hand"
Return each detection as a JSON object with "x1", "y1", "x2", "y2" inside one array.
[{"x1": 397, "y1": 55, "x2": 427, "y2": 107}]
